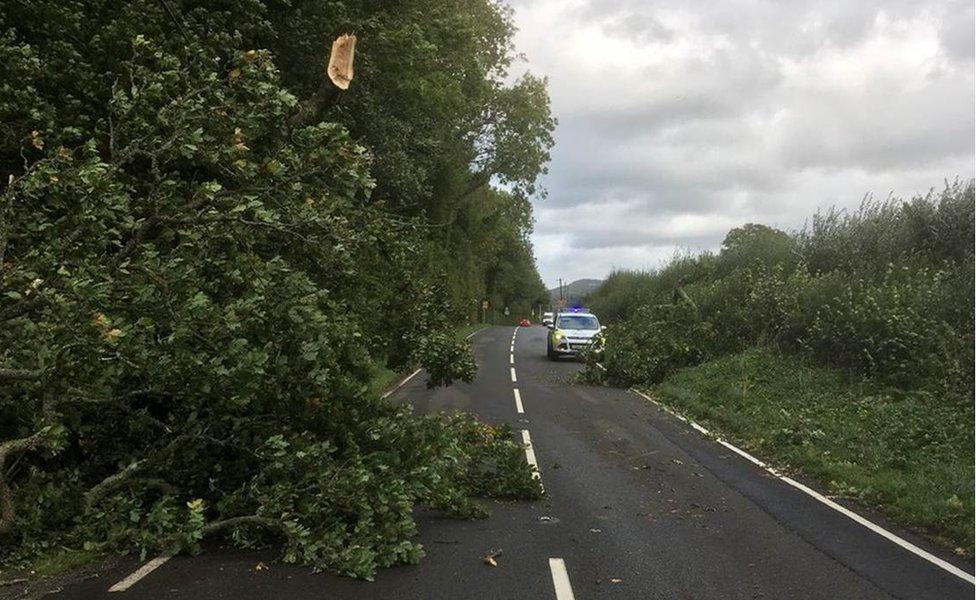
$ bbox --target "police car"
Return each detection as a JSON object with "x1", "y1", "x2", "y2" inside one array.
[{"x1": 546, "y1": 310, "x2": 603, "y2": 360}]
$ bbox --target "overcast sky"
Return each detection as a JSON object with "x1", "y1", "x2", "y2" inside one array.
[{"x1": 508, "y1": 0, "x2": 975, "y2": 287}]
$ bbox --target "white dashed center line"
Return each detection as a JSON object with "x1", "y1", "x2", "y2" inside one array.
[
  {"x1": 510, "y1": 353, "x2": 514, "y2": 364},
  {"x1": 548, "y1": 558, "x2": 577, "y2": 600},
  {"x1": 510, "y1": 367, "x2": 517, "y2": 383},
  {"x1": 513, "y1": 388, "x2": 524, "y2": 413}
]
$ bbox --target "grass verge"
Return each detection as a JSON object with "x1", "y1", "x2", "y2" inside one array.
[
  {"x1": 653, "y1": 347, "x2": 974, "y2": 555},
  {"x1": 454, "y1": 322, "x2": 487, "y2": 340},
  {"x1": 367, "y1": 362, "x2": 400, "y2": 397},
  {"x1": 27, "y1": 549, "x2": 99, "y2": 578}
]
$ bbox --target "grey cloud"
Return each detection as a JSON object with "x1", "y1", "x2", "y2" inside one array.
[
  {"x1": 774, "y1": 77, "x2": 975, "y2": 171},
  {"x1": 559, "y1": 50, "x2": 782, "y2": 136},
  {"x1": 509, "y1": 0, "x2": 975, "y2": 286},
  {"x1": 938, "y1": 2, "x2": 975, "y2": 60},
  {"x1": 602, "y1": 13, "x2": 674, "y2": 45}
]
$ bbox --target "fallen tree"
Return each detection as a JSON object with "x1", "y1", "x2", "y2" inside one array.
[{"x1": 0, "y1": 0, "x2": 547, "y2": 579}]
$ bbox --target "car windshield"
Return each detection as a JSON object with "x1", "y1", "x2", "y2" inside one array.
[{"x1": 556, "y1": 315, "x2": 599, "y2": 330}]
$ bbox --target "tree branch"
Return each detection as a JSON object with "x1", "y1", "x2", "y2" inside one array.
[
  {"x1": 0, "y1": 368, "x2": 41, "y2": 381},
  {"x1": 0, "y1": 175, "x2": 12, "y2": 270},
  {"x1": 201, "y1": 515, "x2": 294, "y2": 542},
  {"x1": 0, "y1": 293, "x2": 48, "y2": 322},
  {"x1": 0, "y1": 431, "x2": 47, "y2": 536},
  {"x1": 84, "y1": 459, "x2": 147, "y2": 508},
  {"x1": 84, "y1": 432, "x2": 197, "y2": 508}
]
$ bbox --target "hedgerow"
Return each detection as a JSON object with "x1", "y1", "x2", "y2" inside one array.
[{"x1": 587, "y1": 181, "x2": 975, "y2": 406}]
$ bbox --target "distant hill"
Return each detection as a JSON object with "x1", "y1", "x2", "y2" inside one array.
[{"x1": 547, "y1": 278, "x2": 603, "y2": 307}]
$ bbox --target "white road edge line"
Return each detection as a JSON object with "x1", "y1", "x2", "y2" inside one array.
[
  {"x1": 718, "y1": 440, "x2": 767, "y2": 468},
  {"x1": 779, "y1": 475, "x2": 975, "y2": 584},
  {"x1": 466, "y1": 326, "x2": 488, "y2": 340},
  {"x1": 521, "y1": 429, "x2": 540, "y2": 481},
  {"x1": 510, "y1": 367, "x2": 517, "y2": 383},
  {"x1": 548, "y1": 557, "x2": 577, "y2": 600},
  {"x1": 513, "y1": 388, "x2": 524, "y2": 413},
  {"x1": 629, "y1": 387, "x2": 976, "y2": 585},
  {"x1": 108, "y1": 554, "x2": 173, "y2": 592},
  {"x1": 380, "y1": 368, "x2": 422, "y2": 399}
]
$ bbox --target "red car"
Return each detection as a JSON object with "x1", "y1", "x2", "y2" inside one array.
[{"x1": 519, "y1": 318, "x2": 531, "y2": 327}]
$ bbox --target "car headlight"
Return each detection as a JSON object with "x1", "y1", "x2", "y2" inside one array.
[{"x1": 553, "y1": 330, "x2": 564, "y2": 340}]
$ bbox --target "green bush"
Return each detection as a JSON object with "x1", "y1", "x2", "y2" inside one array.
[
  {"x1": 798, "y1": 182, "x2": 974, "y2": 276},
  {"x1": 597, "y1": 303, "x2": 714, "y2": 385},
  {"x1": 804, "y1": 266, "x2": 967, "y2": 397}
]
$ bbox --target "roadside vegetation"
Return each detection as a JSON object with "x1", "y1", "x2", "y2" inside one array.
[
  {"x1": 0, "y1": 0, "x2": 549, "y2": 580},
  {"x1": 583, "y1": 183, "x2": 975, "y2": 552}
]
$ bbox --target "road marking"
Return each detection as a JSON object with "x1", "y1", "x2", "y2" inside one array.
[
  {"x1": 718, "y1": 440, "x2": 767, "y2": 468},
  {"x1": 466, "y1": 326, "x2": 488, "y2": 340},
  {"x1": 629, "y1": 387, "x2": 976, "y2": 585},
  {"x1": 548, "y1": 558, "x2": 577, "y2": 600},
  {"x1": 513, "y1": 388, "x2": 524, "y2": 413},
  {"x1": 521, "y1": 430, "x2": 541, "y2": 481},
  {"x1": 380, "y1": 368, "x2": 422, "y2": 399},
  {"x1": 510, "y1": 367, "x2": 517, "y2": 382},
  {"x1": 778, "y1": 475, "x2": 975, "y2": 584},
  {"x1": 510, "y1": 353, "x2": 514, "y2": 364},
  {"x1": 108, "y1": 554, "x2": 173, "y2": 592}
]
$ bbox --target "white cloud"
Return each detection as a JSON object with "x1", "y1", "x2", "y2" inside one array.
[{"x1": 510, "y1": 0, "x2": 975, "y2": 288}]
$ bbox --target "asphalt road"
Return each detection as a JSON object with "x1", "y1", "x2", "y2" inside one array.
[{"x1": 53, "y1": 325, "x2": 974, "y2": 599}]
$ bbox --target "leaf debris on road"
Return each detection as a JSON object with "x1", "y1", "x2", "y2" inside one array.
[{"x1": 483, "y1": 549, "x2": 503, "y2": 567}]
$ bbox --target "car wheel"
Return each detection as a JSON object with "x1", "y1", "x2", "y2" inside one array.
[{"x1": 547, "y1": 341, "x2": 557, "y2": 361}]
